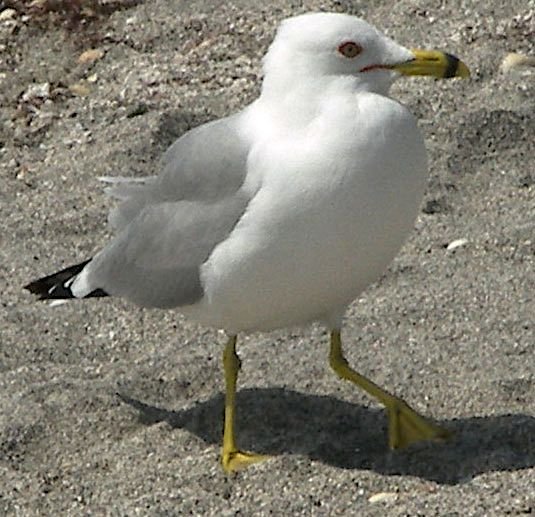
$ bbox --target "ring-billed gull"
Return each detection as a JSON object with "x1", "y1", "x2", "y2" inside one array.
[{"x1": 25, "y1": 12, "x2": 470, "y2": 472}]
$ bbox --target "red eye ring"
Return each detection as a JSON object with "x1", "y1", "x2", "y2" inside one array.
[{"x1": 338, "y1": 41, "x2": 363, "y2": 58}]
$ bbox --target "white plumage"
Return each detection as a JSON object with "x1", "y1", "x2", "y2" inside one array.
[
  {"x1": 27, "y1": 12, "x2": 469, "y2": 473},
  {"x1": 71, "y1": 13, "x2": 427, "y2": 333}
]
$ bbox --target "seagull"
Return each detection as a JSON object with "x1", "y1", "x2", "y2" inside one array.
[{"x1": 25, "y1": 12, "x2": 470, "y2": 472}]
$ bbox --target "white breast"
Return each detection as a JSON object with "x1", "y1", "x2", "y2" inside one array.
[{"x1": 187, "y1": 92, "x2": 428, "y2": 333}]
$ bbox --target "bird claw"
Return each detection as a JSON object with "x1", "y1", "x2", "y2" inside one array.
[
  {"x1": 386, "y1": 397, "x2": 451, "y2": 449},
  {"x1": 221, "y1": 449, "x2": 271, "y2": 473}
]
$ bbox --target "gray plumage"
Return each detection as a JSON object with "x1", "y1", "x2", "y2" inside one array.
[{"x1": 74, "y1": 114, "x2": 253, "y2": 308}]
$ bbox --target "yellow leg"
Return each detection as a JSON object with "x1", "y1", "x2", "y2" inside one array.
[
  {"x1": 221, "y1": 335, "x2": 270, "y2": 473},
  {"x1": 329, "y1": 331, "x2": 451, "y2": 449}
]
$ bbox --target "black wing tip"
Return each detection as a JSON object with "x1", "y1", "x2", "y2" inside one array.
[
  {"x1": 24, "y1": 279, "x2": 53, "y2": 299},
  {"x1": 24, "y1": 259, "x2": 109, "y2": 301}
]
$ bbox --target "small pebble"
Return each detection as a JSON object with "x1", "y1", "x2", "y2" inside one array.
[
  {"x1": 0, "y1": 8, "x2": 16, "y2": 21},
  {"x1": 69, "y1": 82, "x2": 91, "y2": 97},
  {"x1": 22, "y1": 82, "x2": 50, "y2": 102},
  {"x1": 368, "y1": 492, "x2": 398, "y2": 503},
  {"x1": 447, "y1": 238, "x2": 469, "y2": 251},
  {"x1": 501, "y1": 52, "x2": 535, "y2": 73},
  {"x1": 78, "y1": 48, "x2": 105, "y2": 65}
]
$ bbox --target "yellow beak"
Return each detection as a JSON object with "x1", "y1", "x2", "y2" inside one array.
[{"x1": 392, "y1": 49, "x2": 470, "y2": 79}]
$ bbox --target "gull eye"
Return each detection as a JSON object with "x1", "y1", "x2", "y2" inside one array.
[{"x1": 338, "y1": 41, "x2": 362, "y2": 58}]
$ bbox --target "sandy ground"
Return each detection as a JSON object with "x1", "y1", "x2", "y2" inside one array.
[{"x1": 1, "y1": 0, "x2": 534, "y2": 514}]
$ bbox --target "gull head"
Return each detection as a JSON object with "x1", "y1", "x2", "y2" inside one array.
[{"x1": 262, "y1": 13, "x2": 470, "y2": 96}]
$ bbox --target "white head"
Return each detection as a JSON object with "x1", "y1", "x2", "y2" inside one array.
[
  {"x1": 261, "y1": 13, "x2": 469, "y2": 98},
  {"x1": 262, "y1": 13, "x2": 414, "y2": 96}
]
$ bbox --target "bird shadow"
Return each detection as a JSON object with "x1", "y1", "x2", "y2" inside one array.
[{"x1": 117, "y1": 388, "x2": 534, "y2": 485}]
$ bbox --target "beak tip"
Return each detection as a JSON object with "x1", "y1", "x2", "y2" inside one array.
[
  {"x1": 458, "y1": 61, "x2": 471, "y2": 79},
  {"x1": 446, "y1": 53, "x2": 471, "y2": 79}
]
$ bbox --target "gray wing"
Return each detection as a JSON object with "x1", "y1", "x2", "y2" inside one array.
[
  {"x1": 104, "y1": 114, "x2": 250, "y2": 231},
  {"x1": 75, "y1": 114, "x2": 252, "y2": 308}
]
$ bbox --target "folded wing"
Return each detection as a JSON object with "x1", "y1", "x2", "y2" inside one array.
[{"x1": 34, "y1": 113, "x2": 254, "y2": 309}]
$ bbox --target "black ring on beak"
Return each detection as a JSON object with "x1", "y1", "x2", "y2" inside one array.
[{"x1": 444, "y1": 53, "x2": 461, "y2": 78}]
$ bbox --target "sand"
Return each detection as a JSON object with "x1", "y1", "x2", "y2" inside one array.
[{"x1": 1, "y1": 0, "x2": 534, "y2": 514}]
